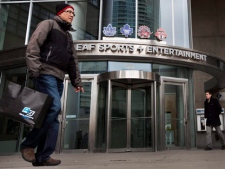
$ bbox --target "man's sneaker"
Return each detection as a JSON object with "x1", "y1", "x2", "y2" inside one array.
[
  {"x1": 221, "y1": 145, "x2": 225, "y2": 150},
  {"x1": 32, "y1": 157, "x2": 61, "y2": 166},
  {"x1": 20, "y1": 148, "x2": 35, "y2": 162},
  {"x1": 204, "y1": 146, "x2": 213, "y2": 150}
]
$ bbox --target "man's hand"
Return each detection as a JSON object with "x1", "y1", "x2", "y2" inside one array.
[
  {"x1": 74, "y1": 86, "x2": 84, "y2": 92},
  {"x1": 29, "y1": 71, "x2": 40, "y2": 78}
]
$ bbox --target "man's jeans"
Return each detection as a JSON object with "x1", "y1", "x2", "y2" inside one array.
[
  {"x1": 206, "y1": 125, "x2": 225, "y2": 147},
  {"x1": 20, "y1": 75, "x2": 64, "y2": 163}
]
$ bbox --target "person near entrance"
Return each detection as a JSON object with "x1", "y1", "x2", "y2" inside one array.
[
  {"x1": 20, "y1": 3, "x2": 84, "y2": 166},
  {"x1": 204, "y1": 91, "x2": 225, "y2": 150}
]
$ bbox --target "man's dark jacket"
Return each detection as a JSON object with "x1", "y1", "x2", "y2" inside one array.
[
  {"x1": 26, "y1": 16, "x2": 82, "y2": 87},
  {"x1": 204, "y1": 97, "x2": 222, "y2": 126}
]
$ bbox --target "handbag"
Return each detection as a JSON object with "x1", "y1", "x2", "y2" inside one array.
[{"x1": 0, "y1": 81, "x2": 53, "y2": 128}]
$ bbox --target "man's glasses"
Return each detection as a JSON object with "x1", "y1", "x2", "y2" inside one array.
[{"x1": 63, "y1": 10, "x2": 75, "y2": 16}]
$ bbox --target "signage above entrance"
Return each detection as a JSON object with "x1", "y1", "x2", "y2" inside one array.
[
  {"x1": 76, "y1": 39, "x2": 207, "y2": 62},
  {"x1": 1, "y1": 39, "x2": 225, "y2": 92},
  {"x1": 73, "y1": 37, "x2": 225, "y2": 91}
]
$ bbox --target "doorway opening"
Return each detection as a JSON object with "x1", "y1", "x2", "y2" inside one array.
[{"x1": 96, "y1": 70, "x2": 159, "y2": 152}]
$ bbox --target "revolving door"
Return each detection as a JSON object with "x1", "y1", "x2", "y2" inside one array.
[{"x1": 96, "y1": 70, "x2": 160, "y2": 152}]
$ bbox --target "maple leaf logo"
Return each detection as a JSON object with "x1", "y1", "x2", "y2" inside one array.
[
  {"x1": 103, "y1": 24, "x2": 117, "y2": 36},
  {"x1": 120, "y1": 24, "x2": 133, "y2": 38}
]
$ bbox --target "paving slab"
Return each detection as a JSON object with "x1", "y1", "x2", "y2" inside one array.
[{"x1": 0, "y1": 149, "x2": 225, "y2": 169}]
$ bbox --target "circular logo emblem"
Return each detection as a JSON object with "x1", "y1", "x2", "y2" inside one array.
[
  {"x1": 154, "y1": 28, "x2": 167, "y2": 41},
  {"x1": 137, "y1": 26, "x2": 152, "y2": 39}
]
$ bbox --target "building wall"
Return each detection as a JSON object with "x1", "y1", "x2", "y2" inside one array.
[
  {"x1": 1, "y1": 0, "x2": 224, "y2": 152},
  {"x1": 192, "y1": 0, "x2": 225, "y2": 108},
  {"x1": 192, "y1": 0, "x2": 225, "y2": 148}
]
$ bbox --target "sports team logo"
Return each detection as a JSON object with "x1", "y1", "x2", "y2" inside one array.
[
  {"x1": 120, "y1": 24, "x2": 133, "y2": 38},
  {"x1": 154, "y1": 28, "x2": 167, "y2": 41},
  {"x1": 103, "y1": 24, "x2": 117, "y2": 37},
  {"x1": 19, "y1": 107, "x2": 35, "y2": 119},
  {"x1": 137, "y1": 25, "x2": 152, "y2": 39}
]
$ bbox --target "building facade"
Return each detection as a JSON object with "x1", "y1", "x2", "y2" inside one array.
[{"x1": 0, "y1": 0, "x2": 225, "y2": 155}]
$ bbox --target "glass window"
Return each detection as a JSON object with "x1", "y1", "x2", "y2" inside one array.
[
  {"x1": 95, "y1": 81, "x2": 107, "y2": 151},
  {"x1": 152, "y1": 64, "x2": 187, "y2": 78},
  {"x1": 108, "y1": 61, "x2": 152, "y2": 72},
  {"x1": 68, "y1": 1, "x2": 100, "y2": 40},
  {"x1": 100, "y1": 0, "x2": 190, "y2": 44},
  {"x1": 0, "y1": 3, "x2": 29, "y2": 50},
  {"x1": 160, "y1": 0, "x2": 190, "y2": 47},
  {"x1": 63, "y1": 81, "x2": 91, "y2": 149},
  {"x1": 138, "y1": 0, "x2": 160, "y2": 40},
  {"x1": 131, "y1": 86, "x2": 152, "y2": 148},
  {"x1": 79, "y1": 62, "x2": 107, "y2": 74},
  {"x1": 173, "y1": 0, "x2": 189, "y2": 47},
  {"x1": 164, "y1": 84, "x2": 185, "y2": 148},
  {"x1": 29, "y1": 2, "x2": 59, "y2": 38},
  {"x1": 103, "y1": 0, "x2": 135, "y2": 38}
]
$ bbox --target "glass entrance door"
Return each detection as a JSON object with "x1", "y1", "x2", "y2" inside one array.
[
  {"x1": 109, "y1": 82, "x2": 153, "y2": 152},
  {"x1": 164, "y1": 85, "x2": 185, "y2": 148},
  {"x1": 160, "y1": 77, "x2": 188, "y2": 150},
  {"x1": 63, "y1": 81, "x2": 91, "y2": 150},
  {"x1": 56, "y1": 75, "x2": 98, "y2": 153},
  {"x1": 131, "y1": 86, "x2": 152, "y2": 149},
  {"x1": 96, "y1": 70, "x2": 159, "y2": 153},
  {"x1": 110, "y1": 84, "x2": 127, "y2": 149}
]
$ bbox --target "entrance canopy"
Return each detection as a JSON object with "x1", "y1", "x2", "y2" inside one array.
[
  {"x1": 1, "y1": 38, "x2": 225, "y2": 91},
  {"x1": 75, "y1": 38, "x2": 225, "y2": 91},
  {"x1": 97, "y1": 70, "x2": 160, "y2": 85}
]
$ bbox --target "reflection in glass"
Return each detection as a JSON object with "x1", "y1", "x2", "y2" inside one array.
[
  {"x1": 160, "y1": 0, "x2": 190, "y2": 47},
  {"x1": 30, "y1": 2, "x2": 57, "y2": 38},
  {"x1": 156, "y1": 82, "x2": 161, "y2": 149},
  {"x1": 110, "y1": 85, "x2": 127, "y2": 148},
  {"x1": 95, "y1": 81, "x2": 107, "y2": 151},
  {"x1": 63, "y1": 82, "x2": 91, "y2": 149},
  {"x1": 164, "y1": 84, "x2": 184, "y2": 147},
  {"x1": 131, "y1": 87, "x2": 152, "y2": 148},
  {"x1": 112, "y1": 0, "x2": 136, "y2": 38},
  {"x1": 108, "y1": 61, "x2": 152, "y2": 72},
  {"x1": 153, "y1": 64, "x2": 187, "y2": 78},
  {"x1": 138, "y1": 0, "x2": 160, "y2": 39},
  {"x1": 109, "y1": 84, "x2": 152, "y2": 150},
  {"x1": 68, "y1": 1, "x2": 100, "y2": 40},
  {"x1": 103, "y1": 0, "x2": 159, "y2": 39},
  {"x1": 0, "y1": 3, "x2": 29, "y2": 50},
  {"x1": 79, "y1": 62, "x2": 107, "y2": 74}
]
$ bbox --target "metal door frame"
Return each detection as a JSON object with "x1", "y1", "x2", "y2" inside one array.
[
  {"x1": 56, "y1": 74, "x2": 98, "y2": 153},
  {"x1": 108, "y1": 81, "x2": 153, "y2": 152},
  {"x1": 97, "y1": 70, "x2": 160, "y2": 153},
  {"x1": 159, "y1": 76, "x2": 189, "y2": 150}
]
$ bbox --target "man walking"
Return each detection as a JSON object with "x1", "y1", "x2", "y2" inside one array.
[
  {"x1": 204, "y1": 91, "x2": 225, "y2": 150},
  {"x1": 20, "y1": 3, "x2": 84, "y2": 166}
]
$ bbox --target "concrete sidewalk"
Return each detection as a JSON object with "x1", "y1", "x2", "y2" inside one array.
[{"x1": 0, "y1": 149, "x2": 225, "y2": 169}]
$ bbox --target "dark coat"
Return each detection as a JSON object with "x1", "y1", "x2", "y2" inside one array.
[
  {"x1": 26, "y1": 16, "x2": 82, "y2": 88},
  {"x1": 204, "y1": 97, "x2": 222, "y2": 126}
]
